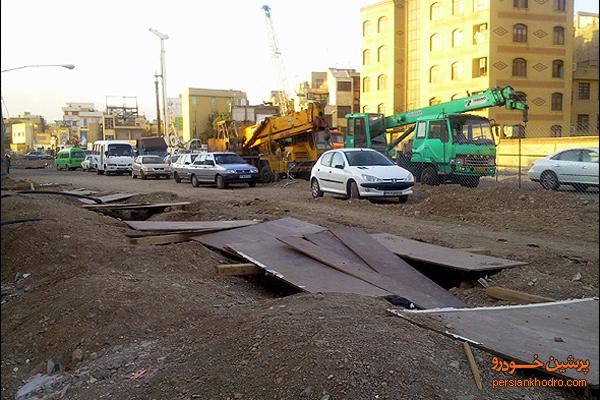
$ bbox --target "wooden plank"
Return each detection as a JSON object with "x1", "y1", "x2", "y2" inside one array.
[
  {"x1": 215, "y1": 263, "x2": 262, "y2": 276},
  {"x1": 390, "y1": 298, "x2": 599, "y2": 388},
  {"x1": 128, "y1": 232, "x2": 197, "y2": 246},
  {"x1": 485, "y1": 286, "x2": 555, "y2": 304},
  {"x1": 463, "y1": 342, "x2": 483, "y2": 390},
  {"x1": 329, "y1": 227, "x2": 466, "y2": 308},
  {"x1": 82, "y1": 201, "x2": 190, "y2": 210},
  {"x1": 279, "y1": 235, "x2": 464, "y2": 309},
  {"x1": 228, "y1": 237, "x2": 389, "y2": 297},
  {"x1": 125, "y1": 220, "x2": 258, "y2": 232},
  {"x1": 372, "y1": 232, "x2": 527, "y2": 271},
  {"x1": 193, "y1": 217, "x2": 325, "y2": 254}
]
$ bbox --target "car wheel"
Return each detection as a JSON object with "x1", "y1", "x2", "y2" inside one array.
[
  {"x1": 398, "y1": 195, "x2": 409, "y2": 203},
  {"x1": 249, "y1": 181, "x2": 256, "y2": 188},
  {"x1": 216, "y1": 175, "x2": 226, "y2": 189},
  {"x1": 311, "y1": 178, "x2": 323, "y2": 198},
  {"x1": 459, "y1": 176, "x2": 480, "y2": 188},
  {"x1": 191, "y1": 174, "x2": 200, "y2": 188},
  {"x1": 421, "y1": 167, "x2": 440, "y2": 186},
  {"x1": 540, "y1": 170, "x2": 559, "y2": 191},
  {"x1": 349, "y1": 181, "x2": 360, "y2": 199},
  {"x1": 174, "y1": 172, "x2": 181, "y2": 183},
  {"x1": 132, "y1": 171, "x2": 137, "y2": 179},
  {"x1": 140, "y1": 170, "x2": 146, "y2": 180}
]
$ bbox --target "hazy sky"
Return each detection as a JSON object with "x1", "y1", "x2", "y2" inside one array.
[{"x1": 1, "y1": 0, "x2": 598, "y2": 121}]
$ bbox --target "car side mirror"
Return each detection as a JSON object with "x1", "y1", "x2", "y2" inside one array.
[
  {"x1": 334, "y1": 164, "x2": 344, "y2": 169},
  {"x1": 104, "y1": 151, "x2": 108, "y2": 156}
]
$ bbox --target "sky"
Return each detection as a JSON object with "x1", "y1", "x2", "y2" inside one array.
[{"x1": 1, "y1": 0, "x2": 598, "y2": 121}]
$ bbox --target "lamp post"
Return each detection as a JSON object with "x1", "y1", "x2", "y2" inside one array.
[
  {"x1": 1, "y1": 63, "x2": 75, "y2": 176},
  {"x1": 149, "y1": 28, "x2": 170, "y2": 144}
]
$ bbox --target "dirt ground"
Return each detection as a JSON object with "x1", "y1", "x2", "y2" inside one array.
[{"x1": 1, "y1": 170, "x2": 598, "y2": 399}]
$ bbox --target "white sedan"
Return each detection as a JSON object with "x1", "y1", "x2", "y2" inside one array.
[
  {"x1": 310, "y1": 148, "x2": 414, "y2": 202},
  {"x1": 528, "y1": 147, "x2": 598, "y2": 191},
  {"x1": 81, "y1": 155, "x2": 96, "y2": 171},
  {"x1": 132, "y1": 155, "x2": 172, "y2": 179}
]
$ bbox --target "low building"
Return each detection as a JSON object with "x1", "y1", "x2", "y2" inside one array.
[
  {"x1": 10, "y1": 122, "x2": 35, "y2": 153},
  {"x1": 325, "y1": 68, "x2": 361, "y2": 132},
  {"x1": 62, "y1": 102, "x2": 103, "y2": 133},
  {"x1": 571, "y1": 65, "x2": 598, "y2": 135}
]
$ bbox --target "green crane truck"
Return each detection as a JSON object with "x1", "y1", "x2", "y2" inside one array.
[{"x1": 344, "y1": 86, "x2": 528, "y2": 187}]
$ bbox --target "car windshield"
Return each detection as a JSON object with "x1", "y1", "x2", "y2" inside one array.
[
  {"x1": 215, "y1": 154, "x2": 245, "y2": 165},
  {"x1": 142, "y1": 156, "x2": 165, "y2": 164},
  {"x1": 344, "y1": 151, "x2": 394, "y2": 166},
  {"x1": 85, "y1": 155, "x2": 94, "y2": 160},
  {"x1": 107, "y1": 144, "x2": 133, "y2": 156},
  {"x1": 450, "y1": 117, "x2": 494, "y2": 145},
  {"x1": 71, "y1": 151, "x2": 85, "y2": 159}
]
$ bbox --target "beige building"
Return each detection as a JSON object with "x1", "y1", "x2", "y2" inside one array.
[
  {"x1": 361, "y1": 0, "x2": 575, "y2": 137},
  {"x1": 181, "y1": 88, "x2": 248, "y2": 142}
]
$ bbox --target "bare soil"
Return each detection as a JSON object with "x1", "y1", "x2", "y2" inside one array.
[{"x1": 1, "y1": 171, "x2": 598, "y2": 399}]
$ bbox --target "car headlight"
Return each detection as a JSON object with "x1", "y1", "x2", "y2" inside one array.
[
  {"x1": 251, "y1": 168, "x2": 258, "y2": 173},
  {"x1": 452, "y1": 158, "x2": 465, "y2": 165},
  {"x1": 226, "y1": 169, "x2": 237, "y2": 174},
  {"x1": 361, "y1": 174, "x2": 381, "y2": 182},
  {"x1": 407, "y1": 173, "x2": 415, "y2": 182}
]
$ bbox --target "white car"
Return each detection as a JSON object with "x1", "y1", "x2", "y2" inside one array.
[
  {"x1": 81, "y1": 155, "x2": 95, "y2": 171},
  {"x1": 528, "y1": 147, "x2": 598, "y2": 191},
  {"x1": 310, "y1": 148, "x2": 414, "y2": 202},
  {"x1": 131, "y1": 155, "x2": 172, "y2": 180}
]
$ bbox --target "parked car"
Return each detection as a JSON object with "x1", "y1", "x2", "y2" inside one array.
[
  {"x1": 81, "y1": 155, "x2": 96, "y2": 171},
  {"x1": 188, "y1": 152, "x2": 258, "y2": 189},
  {"x1": 310, "y1": 148, "x2": 414, "y2": 202},
  {"x1": 55, "y1": 147, "x2": 86, "y2": 170},
  {"x1": 171, "y1": 153, "x2": 201, "y2": 183},
  {"x1": 528, "y1": 147, "x2": 599, "y2": 191},
  {"x1": 24, "y1": 150, "x2": 53, "y2": 160},
  {"x1": 131, "y1": 155, "x2": 172, "y2": 179}
]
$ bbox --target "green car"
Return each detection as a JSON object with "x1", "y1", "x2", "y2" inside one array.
[{"x1": 55, "y1": 147, "x2": 86, "y2": 170}]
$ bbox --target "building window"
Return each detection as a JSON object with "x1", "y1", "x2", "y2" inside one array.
[
  {"x1": 429, "y1": 65, "x2": 441, "y2": 84},
  {"x1": 550, "y1": 125, "x2": 562, "y2": 137},
  {"x1": 512, "y1": 58, "x2": 527, "y2": 77},
  {"x1": 473, "y1": 23, "x2": 488, "y2": 44},
  {"x1": 337, "y1": 81, "x2": 352, "y2": 92},
  {"x1": 377, "y1": 46, "x2": 387, "y2": 63},
  {"x1": 451, "y1": 62, "x2": 463, "y2": 80},
  {"x1": 577, "y1": 114, "x2": 590, "y2": 132},
  {"x1": 513, "y1": 0, "x2": 528, "y2": 8},
  {"x1": 474, "y1": 0, "x2": 488, "y2": 12},
  {"x1": 553, "y1": 26, "x2": 564, "y2": 44},
  {"x1": 453, "y1": 0, "x2": 463, "y2": 15},
  {"x1": 362, "y1": 21, "x2": 371, "y2": 37},
  {"x1": 377, "y1": 74, "x2": 387, "y2": 90},
  {"x1": 551, "y1": 93, "x2": 563, "y2": 111},
  {"x1": 377, "y1": 103, "x2": 386, "y2": 114},
  {"x1": 362, "y1": 77, "x2": 371, "y2": 92},
  {"x1": 555, "y1": 0, "x2": 566, "y2": 11},
  {"x1": 578, "y1": 82, "x2": 591, "y2": 99},
  {"x1": 429, "y1": 97, "x2": 443, "y2": 105},
  {"x1": 513, "y1": 24, "x2": 527, "y2": 42},
  {"x1": 362, "y1": 105, "x2": 369, "y2": 112},
  {"x1": 472, "y1": 57, "x2": 488, "y2": 77},
  {"x1": 362, "y1": 49, "x2": 371, "y2": 65},
  {"x1": 377, "y1": 16, "x2": 387, "y2": 33},
  {"x1": 430, "y1": 2, "x2": 441, "y2": 20},
  {"x1": 430, "y1": 33, "x2": 442, "y2": 51},
  {"x1": 551, "y1": 60, "x2": 564, "y2": 78},
  {"x1": 452, "y1": 29, "x2": 463, "y2": 47}
]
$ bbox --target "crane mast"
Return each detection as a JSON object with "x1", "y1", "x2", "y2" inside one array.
[{"x1": 262, "y1": 5, "x2": 293, "y2": 115}]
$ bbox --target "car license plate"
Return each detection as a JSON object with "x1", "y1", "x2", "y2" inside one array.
[
  {"x1": 474, "y1": 167, "x2": 486, "y2": 173},
  {"x1": 384, "y1": 191, "x2": 403, "y2": 196},
  {"x1": 240, "y1": 174, "x2": 251, "y2": 179}
]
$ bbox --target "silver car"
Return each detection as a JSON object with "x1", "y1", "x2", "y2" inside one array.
[
  {"x1": 188, "y1": 152, "x2": 258, "y2": 189},
  {"x1": 172, "y1": 153, "x2": 201, "y2": 183},
  {"x1": 132, "y1": 155, "x2": 172, "y2": 179}
]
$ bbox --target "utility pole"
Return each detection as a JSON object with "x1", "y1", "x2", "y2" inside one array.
[
  {"x1": 154, "y1": 73, "x2": 162, "y2": 135},
  {"x1": 149, "y1": 28, "x2": 170, "y2": 143}
]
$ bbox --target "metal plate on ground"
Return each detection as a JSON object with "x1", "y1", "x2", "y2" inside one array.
[{"x1": 125, "y1": 220, "x2": 258, "y2": 232}]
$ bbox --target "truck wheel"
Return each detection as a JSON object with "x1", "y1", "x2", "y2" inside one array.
[
  {"x1": 349, "y1": 181, "x2": 361, "y2": 199},
  {"x1": 174, "y1": 172, "x2": 181, "y2": 183},
  {"x1": 459, "y1": 176, "x2": 480, "y2": 188},
  {"x1": 540, "y1": 171, "x2": 559, "y2": 191},
  {"x1": 311, "y1": 179, "x2": 323, "y2": 198},
  {"x1": 421, "y1": 167, "x2": 440, "y2": 186},
  {"x1": 191, "y1": 174, "x2": 200, "y2": 187},
  {"x1": 216, "y1": 175, "x2": 226, "y2": 189},
  {"x1": 259, "y1": 165, "x2": 274, "y2": 183}
]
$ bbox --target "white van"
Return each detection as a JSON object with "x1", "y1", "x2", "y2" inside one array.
[{"x1": 92, "y1": 140, "x2": 135, "y2": 175}]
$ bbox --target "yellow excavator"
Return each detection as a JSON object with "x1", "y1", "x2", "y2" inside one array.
[{"x1": 208, "y1": 103, "x2": 344, "y2": 182}]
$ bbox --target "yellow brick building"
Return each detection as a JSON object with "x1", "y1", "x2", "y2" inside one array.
[
  {"x1": 361, "y1": 0, "x2": 575, "y2": 137},
  {"x1": 181, "y1": 88, "x2": 247, "y2": 143}
]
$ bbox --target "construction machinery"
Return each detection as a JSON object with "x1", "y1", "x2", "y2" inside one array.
[
  {"x1": 208, "y1": 103, "x2": 343, "y2": 182},
  {"x1": 345, "y1": 86, "x2": 528, "y2": 187}
]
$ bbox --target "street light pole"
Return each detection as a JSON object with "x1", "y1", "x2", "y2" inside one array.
[
  {"x1": 1, "y1": 63, "x2": 75, "y2": 176},
  {"x1": 149, "y1": 28, "x2": 170, "y2": 145}
]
